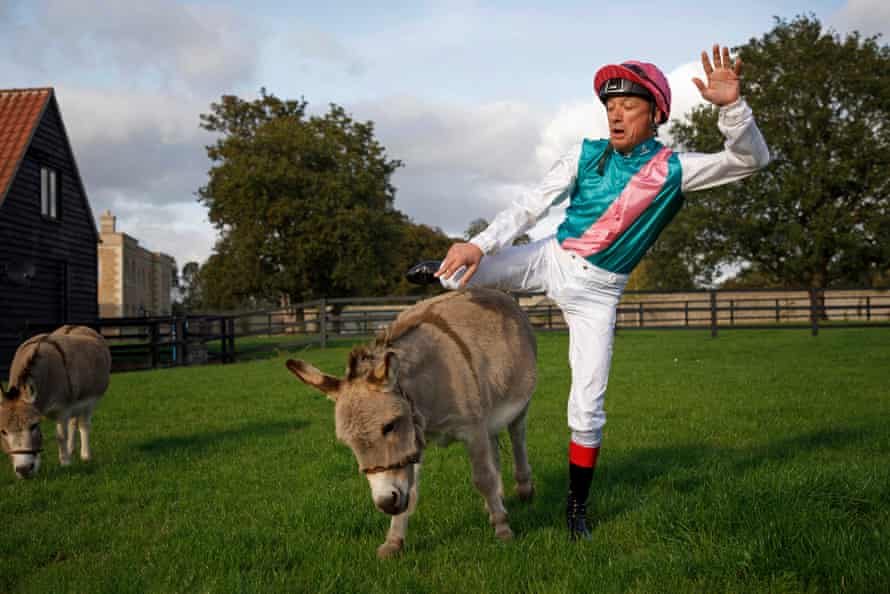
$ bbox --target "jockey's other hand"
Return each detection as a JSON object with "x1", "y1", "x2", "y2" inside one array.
[{"x1": 436, "y1": 242, "x2": 484, "y2": 287}]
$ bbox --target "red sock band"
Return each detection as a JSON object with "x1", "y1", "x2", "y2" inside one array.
[{"x1": 569, "y1": 442, "x2": 599, "y2": 468}]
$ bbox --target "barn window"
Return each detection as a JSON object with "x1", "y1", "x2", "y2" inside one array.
[{"x1": 40, "y1": 166, "x2": 59, "y2": 219}]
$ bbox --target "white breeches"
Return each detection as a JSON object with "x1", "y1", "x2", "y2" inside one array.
[{"x1": 442, "y1": 237, "x2": 627, "y2": 447}]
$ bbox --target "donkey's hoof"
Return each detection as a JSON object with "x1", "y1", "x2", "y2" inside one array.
[
  {"x1": 517, "y1": 481, "x2": 535, "y2": 502},
  {"x1": 376, "y1": 539, "x2": 403, "y2": 559},
  {"x1": 494, "y1": 524, "x2": 514, "y2": 541}
]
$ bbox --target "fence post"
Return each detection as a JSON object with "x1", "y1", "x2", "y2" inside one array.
[
  {"x1": 218, "y1": 317, "x2": 228, "y2": 362},
  {"x1": 227, "y1": 318, "x2": 236, "y2": 362},
  {"x1": 150, "y1": 321, "x2": 160, "y2": 368},
  {"x1": 730, "y1": 299, "x2": 735, "y2": 325},
  {"x1": 866, "y1": 296, "x2": 871, "y2": 321},
  {"x1": 809, "y1": 288, "x2": 819, "y2": 336},
  {"x1": 319, "y1": 298, "x2": 327, "y2": 349},
  {"x1": 684, "y1": 301, "x2": 689, "y2": 327},
  {"x1": 182, "y1": 318, "x2": 190, "y2": 366},
  {"x1": 710, "y1": 290, "x2": 718, "y2": 338},
  {"x1": 547, "y1": 304, "x2": 552, "y2": 329},
  {"x1": 638, "y1": 302, "x2": 644, "y2": 328},
  {"x1": 775, "y1": 299, "x2": 780, "y2": 323}
]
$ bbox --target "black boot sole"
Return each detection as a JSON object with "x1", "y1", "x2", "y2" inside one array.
[{"x1": 405, "y1": 260, "x2": 442, "y2": 285}]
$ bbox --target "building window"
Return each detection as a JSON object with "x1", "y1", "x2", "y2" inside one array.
[{"x1": 40, "y1": 166, "x2": 59, "y2": 219}]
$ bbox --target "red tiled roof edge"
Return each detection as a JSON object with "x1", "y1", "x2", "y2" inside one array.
[{"x1": 0, "y1": 88, "x2": 53, "y2": 207}]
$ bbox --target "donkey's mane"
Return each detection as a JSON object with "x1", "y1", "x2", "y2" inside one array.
[
  {"x1": 10, "y1": 335, "x2": 69, "y2": 390},
  {"x1": 11, "y1": 335, "x2": 47, "y2": 388}
]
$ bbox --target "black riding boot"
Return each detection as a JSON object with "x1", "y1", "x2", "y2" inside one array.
[
  {"x1": 567, "y1": 462, "x2": 594, "y2": 540},
  {"x1": 405, "y1": 260, "x2": 442, "y2": 285}
]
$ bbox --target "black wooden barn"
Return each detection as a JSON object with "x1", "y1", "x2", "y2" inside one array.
[{"x1": 0, "y1": 88, "x2": 99, "y2": 375}]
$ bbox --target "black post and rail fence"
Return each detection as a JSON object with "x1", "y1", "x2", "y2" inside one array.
[{"x1": 8, "y1": 287, "x2": 888, "y2": 374}]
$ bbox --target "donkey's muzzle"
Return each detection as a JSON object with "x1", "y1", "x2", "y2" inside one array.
[
  {"x1": 15, "y1": 461, "x2": 36, "y2": 479},
  {"x1": 375, "y1": 489, "x2": 410, "y2": 515}
]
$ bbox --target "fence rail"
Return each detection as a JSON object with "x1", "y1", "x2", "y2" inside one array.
[{"x1": 10, "y1": 287, "x2": 889, "y2": 373}]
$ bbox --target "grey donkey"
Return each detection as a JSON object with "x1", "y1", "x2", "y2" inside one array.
[
  {"x1": 286, "y1": 288, "x2": 537, "y2": 558},
  {"x1": 0, "y1": 325, "x2": 111, "y2": 479}
]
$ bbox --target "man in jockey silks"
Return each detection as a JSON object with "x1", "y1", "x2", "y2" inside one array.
[{"x1": 407, "y1": 44, "x2": 770, "y2": 539}]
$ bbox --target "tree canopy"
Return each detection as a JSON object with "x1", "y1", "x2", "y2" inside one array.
[
  {"x1": 197, "y1": 90, "x2": 407, "y2": 308},
  {"x1": 666, "y1": 15, "x2": 890, "y2": 289}
]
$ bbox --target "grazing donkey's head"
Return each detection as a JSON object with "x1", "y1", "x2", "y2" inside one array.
[
  {"x1": 286, "y1": 341, "x2": 425, "y2": 516},
  {"x1": 0, "y1": 380, "x2": 43, "y2": 480}
]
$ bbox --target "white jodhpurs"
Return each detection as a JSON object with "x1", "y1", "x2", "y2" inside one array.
[{"x1": 442, "y1": 236, "x2": 628, "y2": 447}]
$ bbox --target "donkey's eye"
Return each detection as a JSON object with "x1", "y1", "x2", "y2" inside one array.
[
  {"x1": 0, "y1": 429, "x2": 6, "y2": 437},
  {"x1": 382, "y1": 421, "x2": 396, "y2": 436},
  {"x1": 30, "y1": 424, "x2": 39, "y2": 432}
]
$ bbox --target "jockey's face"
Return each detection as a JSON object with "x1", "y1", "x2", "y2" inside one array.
[{"x1": 605, "y1": 95, "x2": 655, "y2": 154}]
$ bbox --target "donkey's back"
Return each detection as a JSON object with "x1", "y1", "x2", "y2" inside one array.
[
  {"x1": 50, "y1": 325, "x2": 111, "y2": 405},
  {"x1": 388, "y1": 288, "x2": 537, "y2": 440}
]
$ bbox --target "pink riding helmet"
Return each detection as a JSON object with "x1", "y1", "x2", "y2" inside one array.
[{"x1": 594, "y1": 61, "x2": 672, "y2": 122}]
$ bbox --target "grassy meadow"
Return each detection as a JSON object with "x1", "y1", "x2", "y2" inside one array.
[{"x1": 1, "y1": 328, "x2": 889, "y2": 593}]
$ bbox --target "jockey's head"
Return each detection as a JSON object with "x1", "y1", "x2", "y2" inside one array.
[{"x1": 594, "y1": 61, "x2": 672, "y2": 153}]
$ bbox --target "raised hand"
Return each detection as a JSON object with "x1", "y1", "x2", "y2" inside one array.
[{"x1": 692, "y1": 44, "x2": 742, "y2": 107}]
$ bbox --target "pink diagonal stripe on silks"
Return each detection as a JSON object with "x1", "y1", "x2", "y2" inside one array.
[{"x1": 561, "y1": 147, "x2": 672, "y2": 257}]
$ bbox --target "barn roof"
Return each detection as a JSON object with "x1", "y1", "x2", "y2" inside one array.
[{"x1": 0, "y1": 88, "x2": 53, "y2": 206}]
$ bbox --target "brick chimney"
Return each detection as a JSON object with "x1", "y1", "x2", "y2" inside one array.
[{"x1": 100, "y1": 209, "x2": 116, "y2": 234}]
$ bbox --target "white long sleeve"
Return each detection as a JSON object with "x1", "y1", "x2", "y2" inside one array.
[
  {"x1": 678, "y1": 98, "x2": 771, "y2": 192},
  {"x1": 469, "y1": 144, "x2": 581, "y2": 255}
]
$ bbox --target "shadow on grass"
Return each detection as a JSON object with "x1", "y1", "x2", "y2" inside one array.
[
  {"x1": 514, "y1": 423, "x2": 885, "y2": 536},
  {"x1": 135, "y1": 420, "x2": 310, "y2": 456}
]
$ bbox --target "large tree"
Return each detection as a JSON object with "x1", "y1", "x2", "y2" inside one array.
[
  {"x1": 666, "y1": 16, "x2": 890, "y2": 290},
  {"x1": 198, "y1": 89, "x2": 405, "y2": 306}
]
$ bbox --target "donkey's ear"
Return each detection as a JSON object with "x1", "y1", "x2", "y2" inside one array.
[
  {"x1": 0, "y1": 381, "x2": 7, "y2": 400},
  {"x1": 285, "y1": 359, "x2": 341, "y2": 401},
  {"x1": 22, "y1": 379, "x2": 37, "y2": 403},
  {"x1": 371, "y1": 351, "x2": 399, "y2": 391}
]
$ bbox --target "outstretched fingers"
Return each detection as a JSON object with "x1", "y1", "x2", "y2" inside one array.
[{"x1": 700, "y1": 50, "x2": 713, "y2": 77}]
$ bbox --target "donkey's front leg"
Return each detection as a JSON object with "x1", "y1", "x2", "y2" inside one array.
[
  {"x1": 466, "y1": 431, "x2": 512, "y2": 541},
  {"x1": 376, "y1": 463, "x2": 422, "y2": 559},
  {"x1": 55, "y1": 416, "x2": 72, "y2": 466}
]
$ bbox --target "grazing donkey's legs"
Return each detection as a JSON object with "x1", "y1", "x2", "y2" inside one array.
[
  {"x1": 377, "y1": 463, "x2": 422, "y2": 559},
  {"x1": 56, "y1": 416, "x2": 72, "y2": 466},
  {"x1": 466, "y1": 430, "x2": 512, "y2": 540},
  {"x1": 490, "y1": 434, "x2": 505, "y2": 501},
  {"x1": 66, "y1": 417, "x2": 79, "y2": 461},
  {"x1": 78, "y1": 411, "x2": 93, "y2": 462},
  {"x1": 508, "y1": 405, "x2": 534, "y2": 502}
]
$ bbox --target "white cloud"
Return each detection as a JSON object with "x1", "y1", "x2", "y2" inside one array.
[
  {"x1": 105, "y1": 200, "x2": 217, "y2": 266},
  {"x1": 279, "y1": 25, "x2": 368, "y2": 76},
  {"x1": 4, "y1": 0, "x2": 259, "y2": 94},
  {"x1": 830, "y1": 0, "x2": 890, "y2": 38},
  {"x1": 352, "y1": 95, "x2": 546, "y2": 236}
]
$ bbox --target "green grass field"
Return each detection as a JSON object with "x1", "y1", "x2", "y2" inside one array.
[{"x1": 2, "y1": 329, "x2": 889, "y2": 594}]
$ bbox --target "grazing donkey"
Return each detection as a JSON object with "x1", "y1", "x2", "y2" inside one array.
[
  {"x1": 0, "y1": 325, "x2": 111, "y2": 479},
  {"x1": 286, "y1": 288, "x2": 537, "y2": 558}
]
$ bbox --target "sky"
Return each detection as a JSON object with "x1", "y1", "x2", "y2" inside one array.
[{"x1": 1, "y1": 0, "x2": 888, "y2": 269}]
